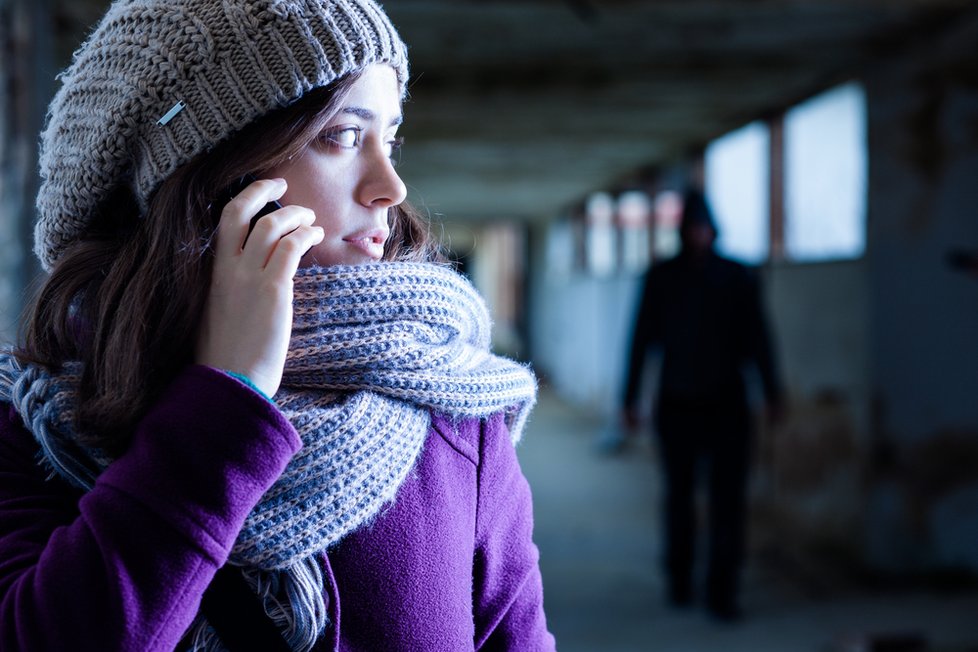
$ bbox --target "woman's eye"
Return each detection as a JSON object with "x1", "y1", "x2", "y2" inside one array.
[
  {"x1": 386, "y1": 136, "x2": 405, "y2": 166},
  {"x1": 325, "y1": 127, "x2": 361, "y2": 148}
]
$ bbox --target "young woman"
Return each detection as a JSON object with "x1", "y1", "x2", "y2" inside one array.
[{"x1": 0, "y1": 1, "x2": 555, "y2": 650}]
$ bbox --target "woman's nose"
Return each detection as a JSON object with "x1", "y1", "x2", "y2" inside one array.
[{"x1": 358, "y1": 149, "x2": 407, "y2": 208}]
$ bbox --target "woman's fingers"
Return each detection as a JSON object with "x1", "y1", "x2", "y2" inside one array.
[
  {"x1": 197, "y1": 175, "x2": 320, "y2": 397},
  {"x1": 214, "y1": 177, "x2": 288, "y2": 258},
  {"x1": 240, "y1": 205, "x2": 318, "y2": 269},
  {"x1": 265, "y1": 224, "x2": 325, "y2": 280}
]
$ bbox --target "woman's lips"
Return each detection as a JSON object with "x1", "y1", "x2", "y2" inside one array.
[{"x1": 343, "y1": 228, "x2": 388, "y2": 260}]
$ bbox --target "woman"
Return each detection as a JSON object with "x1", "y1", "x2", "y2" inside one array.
[{"x1": 0, "y1": 1, "x2": 555, "y2": 650}]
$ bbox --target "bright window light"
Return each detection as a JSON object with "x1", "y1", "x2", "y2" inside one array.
[
  {"x1": 585, "y1": 192, "x2": 617, "y2": 277},
  {"x1": 784, "y1": 82, "x2": 867, "y2": 261},
  {"x1": 705, "y1": 121, "x2": 770, "y2": 264}
]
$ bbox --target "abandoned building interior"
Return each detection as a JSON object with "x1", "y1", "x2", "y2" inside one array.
[{"x1": 2, "y1": 0, "x2": 978, "y2": 650}]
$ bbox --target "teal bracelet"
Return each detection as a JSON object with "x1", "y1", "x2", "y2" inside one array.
[{"x1": 223, "y1": 370, "x2": 275, "y2": 404}]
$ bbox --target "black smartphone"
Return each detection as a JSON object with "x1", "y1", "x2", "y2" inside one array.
[{"x1": 218, "y1": 173, "x2": 283, "y2": 239}]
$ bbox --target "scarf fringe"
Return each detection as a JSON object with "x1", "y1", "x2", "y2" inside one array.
[{"x1": 184, "y1": 558, "x2": 328, "y2": 652}]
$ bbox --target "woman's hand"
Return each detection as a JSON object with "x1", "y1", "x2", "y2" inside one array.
[{"x1": 196, "y1": 178, "x2": 324, "y2": 398}]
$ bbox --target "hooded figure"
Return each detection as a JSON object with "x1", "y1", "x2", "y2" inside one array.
[{"x1": 622, "y1": 186, "x2": 783, "y2": 621}]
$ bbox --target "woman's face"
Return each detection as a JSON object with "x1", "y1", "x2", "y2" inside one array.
[{"x1": 268, "y1": 64, "x2": 407, "y2": 267}]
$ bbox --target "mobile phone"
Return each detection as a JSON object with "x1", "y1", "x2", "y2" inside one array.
[{"x1": 218, "y1": 173, "x2": 283, "y2": 238}]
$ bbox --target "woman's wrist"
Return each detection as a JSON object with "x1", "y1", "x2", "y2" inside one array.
[{"x1": 222, "y1": 369, "x2": 275, "y2": 404}]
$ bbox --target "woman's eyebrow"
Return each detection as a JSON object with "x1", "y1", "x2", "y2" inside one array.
[{"x1": 341, "y1": 106, "x2": 403, "y2": 127}]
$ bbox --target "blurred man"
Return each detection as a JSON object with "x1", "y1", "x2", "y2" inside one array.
[{"x1": 622, "y1": 188, "x2": 783, "y2": 621}]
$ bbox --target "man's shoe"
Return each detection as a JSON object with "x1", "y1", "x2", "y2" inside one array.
[
  {"x1": 706, "y1": 599, "x2": 742, "y2": 623},
  {"x1": 667, "y1": 583, "x2": 693, "y2": 608}
]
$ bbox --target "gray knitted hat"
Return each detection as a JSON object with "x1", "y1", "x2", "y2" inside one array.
[{"x1": 34, "y1": 0, "x2": 408, "y2": 271}]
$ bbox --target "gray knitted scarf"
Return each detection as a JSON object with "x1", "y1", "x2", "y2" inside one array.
[{"x1": 0, "y1": 261, "x2": 537, "y2": 651}]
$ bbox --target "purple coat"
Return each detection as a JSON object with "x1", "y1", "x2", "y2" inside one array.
[{"x1": 0, "y1": 365, "x2": 556, "y2": 651}]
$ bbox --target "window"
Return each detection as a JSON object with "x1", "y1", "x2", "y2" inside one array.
[
  {"x1": 705, "y1": 121, "x2": 770, "y2": 264},
  {"x1": 585, "y1": 192, "x2": 617, "y2": 277},
  {"x1": 652, "y1": 189, "x2": 682, "y2": 260},
  {"x1": 784, "y1": 82, "x2": 867, "y2": 261},
  {"x1": 617, "y1": 190, "x2": 652, "y2": 273}
]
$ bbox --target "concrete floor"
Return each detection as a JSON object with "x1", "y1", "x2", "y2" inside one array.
[{"x1": 517, "y1": 388, "x2": 978, "y2": 652}]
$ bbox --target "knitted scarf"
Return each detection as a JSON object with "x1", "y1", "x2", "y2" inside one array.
[{"x1": 0, "y1": 261, "x2": 537, "y2": 651}]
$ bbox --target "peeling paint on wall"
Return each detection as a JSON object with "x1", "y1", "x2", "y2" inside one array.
[
  {"x1": 901, "y1": 429, "x2": 978, "y2": 532},
  {"x1": 753, "y1": 389, "x2": 866, "y2": 573},
  {"x1": 865, "y1": 15, "x2": 978, "y2": 576},
  {"x1": 769, "y1": 390, "x2": 860, "y2": 495},
  {"x1": 903, "y1": 70, "x2": 947, "y2": 187}
]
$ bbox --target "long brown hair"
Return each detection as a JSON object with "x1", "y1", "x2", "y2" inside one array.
[{"x1": 18, "y1": 69, "x2": 443, "y2": 454}]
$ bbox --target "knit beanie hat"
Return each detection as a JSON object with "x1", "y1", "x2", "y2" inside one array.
[{"x1": 34, "y1": 0, "x2": 408, "y2": 271}]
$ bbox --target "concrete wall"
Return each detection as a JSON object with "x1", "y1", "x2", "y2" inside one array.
[
  {"x1": 758, "y1": 260, "x2": 872, "y2": 566},
  {"x1": 0, "y1": 2, "x2": 26, "y2": 346},
  {"x1": 861, "y1": 15, "x2": 978, "y2": 574},
  {"x1": 0, "y1": 0, "x2": 54, "y2": 347},
  {"x1": 524, "y1": 217, "x2": 641, "y2": 417},
  {"x1": 529, "y1": 268, "x2": 640, "y2": 417}
]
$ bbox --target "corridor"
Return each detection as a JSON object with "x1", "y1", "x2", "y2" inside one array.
[{"x1": 518, "y1": 388, "x2": 978, "y2": 652}]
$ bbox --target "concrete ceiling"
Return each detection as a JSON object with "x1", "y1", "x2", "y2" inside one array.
[
  {"x1": 383, "y1": 0, "x2": 977, "y2": 224},
  {"x1": 49, "y1": 0, "x2": 978, "y2": 225}
]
